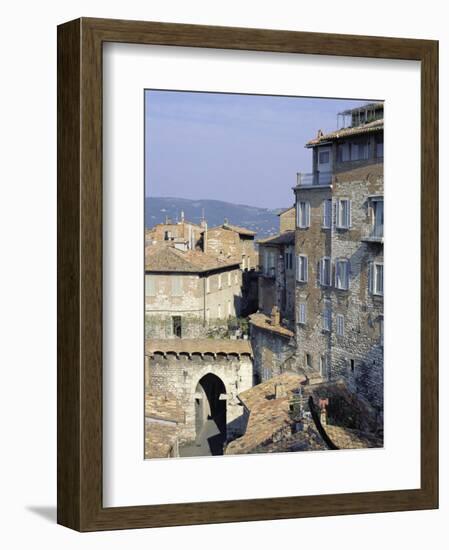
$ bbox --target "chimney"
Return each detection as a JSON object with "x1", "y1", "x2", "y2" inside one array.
[
  {"x1": 180, "y1": 210, "x2": 185, "y2": 223},
  {"x1": 271, "y1": 305, "x2": 280, "y2": 326},
  {"x1": 201, "y1": 220, "x2": 208, "y2": 253},
  {"x1": 275, "y1": 383, "x2": 286, "y2": 399}
]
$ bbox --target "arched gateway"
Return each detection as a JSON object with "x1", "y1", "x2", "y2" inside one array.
[
  {"x1": 145, "y1": 339, "x2": 254, "y2": 449},
  {"x1": 195, "y1": 373, "x2": 227, "y2": 438}
]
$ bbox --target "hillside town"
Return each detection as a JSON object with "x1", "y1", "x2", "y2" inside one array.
[{"x1": 145, "y1": 102, "x2": 384, "y2": 459}]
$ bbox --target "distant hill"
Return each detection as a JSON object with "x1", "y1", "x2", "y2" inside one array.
[{"x1": 145, "y1": 197, "x2": 291, "y2": 240}]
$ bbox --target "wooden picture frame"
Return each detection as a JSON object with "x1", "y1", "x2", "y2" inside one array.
[{"x1": 57, "y1": 17, "x2": 438, "y2": 531}]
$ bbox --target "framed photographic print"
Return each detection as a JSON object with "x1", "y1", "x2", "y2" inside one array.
[{"x1": 57, "y1": 17, "x2": 438, "y2": 531}]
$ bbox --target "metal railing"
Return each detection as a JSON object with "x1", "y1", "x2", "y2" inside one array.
[
  {"x1": 296, "y1": 171, "x2": 332, "y2": 187},
  {"x1": 363, "y1": 225, "x2": 383, "y2": 242}
]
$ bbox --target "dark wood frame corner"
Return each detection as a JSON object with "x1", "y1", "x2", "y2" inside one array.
[{"x1": 57, "y1": 17, "x2": 439, "y2": 532}]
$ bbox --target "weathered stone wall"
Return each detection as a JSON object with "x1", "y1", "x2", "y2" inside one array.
[
  {"x1": 145, "y1": 266, "x2": 243, "y2": 338},
  {"x1": 250, "y1": 324, "x2": 296, "y2": 383},
  {"x1": 293, "y1": 142, "x2": 384, "y2": 410},
  {"x1": 145, "y1": 352, "x2": 254, "y2": 442},
  {"x1": 294, "y1": 186, "x2": 333, "y2": 375},
  {"x1": 279, "y1": 207, "x2": 296, "y2": 233},
  {"x1": 206, "y1": 227, "x2": 258, "y2": 269},
  {"x1": 145, "y1": 221, "x2": 203, "y2": 249}
]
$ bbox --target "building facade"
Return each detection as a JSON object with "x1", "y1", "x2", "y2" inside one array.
[
  {"x1": 145, "y1": 245, "x2": 243, "y2": 339},
  {"x1": 294, "y1": 102, "x2": 384, "y2": 411}
]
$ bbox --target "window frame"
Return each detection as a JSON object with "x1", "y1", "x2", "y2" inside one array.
[
  {"x1": 336, "y1": 198, "x2": 351, "y2": 229},
  {"x1": 296, "y1": 254, "x2": 308, "y2": 283},
  {"x1": 297, "y1": 200, "x2": 311, "y2": 229},
  {"x1": 335, "y1": 259, "x2": 350, "y2": 290}
]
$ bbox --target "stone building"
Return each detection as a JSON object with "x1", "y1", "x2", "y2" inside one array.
[
  {"x1": 206, "y1": 221, "x2": 258, "y2": 271},
  {"x1": 145, "y1": 339, "x2": 253, "y2": 448},
  {"x1": 293, "y1": 102, "x2": 384, "y2": 411},
  {"x1": 145, "y1": 212, "x2": 203, "y2": 251},
  {"x1": 277, "y1": 205, "x2": 296, "y2": 233},
  {"x1": 258, "y1": 231, "x2": 296, "y2": 323},
  {"x1": 145, "y1": 391, "x2": 185, "y2": 459},
  {"x1": 145, "y1": 245, "x2": 243, "y2": 339}
]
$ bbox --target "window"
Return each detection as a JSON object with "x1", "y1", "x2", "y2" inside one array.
[
  {"x1": 172, "y1": 316, "x2": 182, "y2": 338},
  {"x1": 268, "y1": 251, "x2": 276, "y2": 277},
  {"x1": 376, "y1": 137, "x2": 384, "y2": 158},
  {"x1": 218, "y1": 274, "x2": 222, "y2": 289},
  {"x1": 228, "y1": 272, "x2": 232, "y2": 287},
  {"x1": 322, "y1": 306, "x2": 331, "y2": 332},
  {"x1": 338, "y1": 143, "x2": 350, "y2": 162},
  {"x1": 319, "y1": 257, "x2": 331, "y2": 287},
  {"x1": 297, "y1": 201, "x2": 310, "y2": 228},
  {"x1": 296, "y1": 255, "x2": 308, "y2": 283},
  {"x1": 164, "y1": 230, "x2": 172, "y2": 241},
  {"x1": 336, "y1": 199, "x2": 351, "y2": 229},
  {"x1": 320, "y1": 355, "x2": 327, "y2": 377},
  {"x1": 351, "y1": 142, "x2": 369, "y2": 161},
  {"x1": 306, "y1": 353, "x2": 313, "y2": 369},
  {"x1": 319, "y1": 150, "x2": 330, "y2": 164},
  {"x1": 350, "y1": 359, "x2": 355, "y2": 373},
  {"x1": 145, "y1": 275, "x2": 156, "y2": 297},
  {"x1": 322, "y1": 199, "x2": 332, "y2": 228},
  {"x1": 335, "y1": 259, "x2": 350, "y2": 290},
  {"x1": 372, "y1": 199, "x2": 384, "y2": 238},
  {"x1": 298, "y1": 302, "x2": 307, "y2": 325},
  {"x1": 285, "y1": 249, "x2": 293, "y2": 271},
  {"x1": 379, "y1": 316, "x2": 384, "y2": 346},
  {"x1": 369, "y1": 262, "x2": 384, "y2": 296},
  {"x1": 171, "y1": 276, "x2": 182, "y2": 296},
  {"x1": 336, "y1": 314, "x2": 345, "y2": 336}
]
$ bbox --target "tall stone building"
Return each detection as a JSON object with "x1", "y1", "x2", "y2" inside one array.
[{"x1": 294, "y1": 102, "x2": 384, "y2": 412}]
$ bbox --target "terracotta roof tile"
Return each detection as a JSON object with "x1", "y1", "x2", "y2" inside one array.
[
  {"x1": 145, "y1": 245, "x2": 240, "y2": 273},
  {"x1": 306, "y1": 118, "x2": 383, "y2": 147},
  {"x1": 257, "y1": 231, "x2": 295, "y2": 246}
]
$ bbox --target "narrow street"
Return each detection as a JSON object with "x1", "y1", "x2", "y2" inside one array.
[{"x1": 179, "y1": 419, "x2": 226, "y2": 457}]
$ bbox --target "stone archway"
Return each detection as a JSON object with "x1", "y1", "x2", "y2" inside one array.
[{"x1": 194, "y1": 373, "x2": 227, "y2": 454}]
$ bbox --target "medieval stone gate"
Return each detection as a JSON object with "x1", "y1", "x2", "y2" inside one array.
[{"x1": 145, "y1": 339, "x2": 254, "y2": 444}]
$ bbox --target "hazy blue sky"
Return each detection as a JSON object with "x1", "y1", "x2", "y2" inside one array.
[{"x1": 145, "y1": 91, "x2": 372, "y2": 209}]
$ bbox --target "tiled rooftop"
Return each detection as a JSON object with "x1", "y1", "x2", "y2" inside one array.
[
  {"x1": 306, "y1": 118, "x2": 384, "y2": 147},
  {"x1": 249, "y1": 313, "x2": 295, "y2": 339},
  {"x1": 257, "y1": 230, "x2": 295, "y2": 246},
  {"x1": 145, "y1": 244, "x2": 240, "y2": 273}
]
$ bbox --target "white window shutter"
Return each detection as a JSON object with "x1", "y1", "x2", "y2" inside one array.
[
  {"x1": 306, "y1": 202, "x2": 310, "y2": 227},
  {"x1": 348, "y1": 200, "x2": 352, "y2": 228},
  {"x1": 304, "y1": 256, "x2": 308, "y2": 281},
  {"x1": 368, "y1": 262, "x2": 373, "y2": 294}
]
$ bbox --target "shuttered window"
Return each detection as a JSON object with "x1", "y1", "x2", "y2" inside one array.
[
  {"x1": 298, "y1": 303, "x2": 307, "y2": 325},
  {"x1": 322, "y1": 306, "x2": 331, "y2": 332},
  {"x1": 336, "y1": 314, "x2": 345, "y2": 336},
  {"x1": 336, "y1": 199, "x2": 351, "y2": 229},
  {"x1": 171, "y1": 276, "x2": 182, "y2": 296},
  {"x1": 297, "y1": 201, "x2": 310, "y2": 228},
  {"x1": 369, "y1": 262, "x2": 384, "y2": 296},
  {"x1": 322, "y1": 199, "x2": 332, "y2": 228},
  {"x1": 145, "y1": 275, "x2": 156, "y2": 297},
  {"x1": 335, "y1": 259, "x2": 350, "y2": 290},
  {"x1": 296, "y1": 255, "x2": 308, "y2": 283},
  {"x1": 319, "y1": 257, "x2": 331, "y2": 286}
]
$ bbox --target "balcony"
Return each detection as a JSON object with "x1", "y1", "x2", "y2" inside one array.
[
  {"x1": 296, "y1": 171, "x2": 332, "y2": 188},
  {"x1": 362, "y1": 225, "x2": 384, "y2": 243}
]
